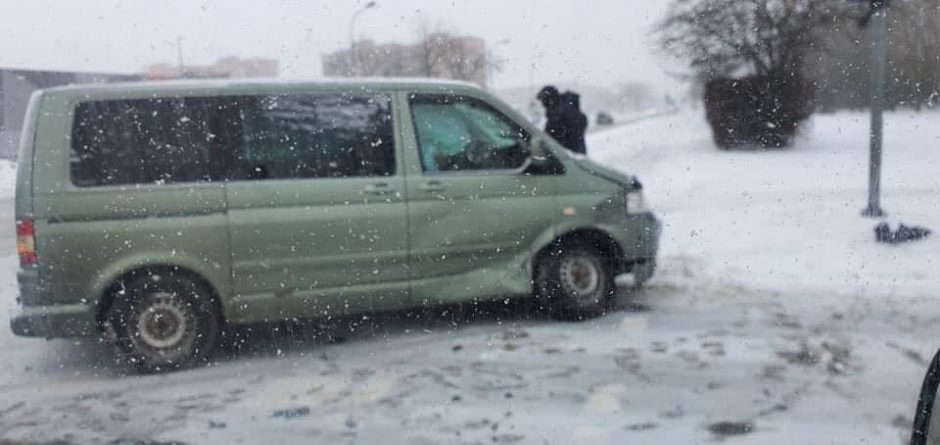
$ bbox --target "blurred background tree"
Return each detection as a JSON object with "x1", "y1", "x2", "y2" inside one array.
[
  {"x1": 809, "y1": 1, "x2": 940, "y2": 111},
  {"x1": 659, "y1": 0, "x2": 940, "y2": 113},
  {"x1": 656, "y1": 0, "x2": 854, "y2": 148},
  {"x1": 657, "y1": 0, "x2": 849, "y2": 81}
]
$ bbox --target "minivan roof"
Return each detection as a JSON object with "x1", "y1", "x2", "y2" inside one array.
[{"x1": 42, "y1": 77, "x2": 482, "y2": 95}]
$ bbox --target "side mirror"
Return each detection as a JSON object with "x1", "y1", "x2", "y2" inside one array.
[
  {"x1": 528, "y1": 137, "x2": 550, "y2": 165},
  {"x1": 521, "y1": 137, "x2": 565, "y2": 175},
  {"x1": 911, "y1": 348, "x2": 940, "y2": 445}
]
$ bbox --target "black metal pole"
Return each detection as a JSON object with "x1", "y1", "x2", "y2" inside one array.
[{"x1": 862, "y1": 1, "x2": 887, "y2": 217}]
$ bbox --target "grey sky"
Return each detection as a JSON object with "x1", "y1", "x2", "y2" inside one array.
[{"x1": 2, "y1": 0, "x2": 680, "y2": 92}]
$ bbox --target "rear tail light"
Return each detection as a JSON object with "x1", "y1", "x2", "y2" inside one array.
[{"x1": 16, "y1": 220, "x2": 37, "y2": 266}]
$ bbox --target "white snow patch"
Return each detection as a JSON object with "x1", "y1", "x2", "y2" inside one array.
[
  {"x1": 590, "y1": 109, "x2": 940, "y2": 298},
  {"x1": 0, "y1": 161, "x2": 16, "y2": 199}
]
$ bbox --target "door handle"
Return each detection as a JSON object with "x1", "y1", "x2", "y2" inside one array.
[
  {"x1": 363, "y1": 182, "x2": 395, "y2": 195},
  {"x1": 418, "y1": 180, "x2": 446, "y2": 192}
]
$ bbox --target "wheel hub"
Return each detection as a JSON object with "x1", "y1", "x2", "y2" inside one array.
[
  {"x1": 560, "y1": 255, "x2": 601, "y2": 298},
  {"x1": 137, "y1": 294, "x2": 190, "y2": 349}
]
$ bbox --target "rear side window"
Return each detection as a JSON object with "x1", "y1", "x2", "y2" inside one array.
[
  {"x1": 71, "y1": 98, "x2": 223, "y2": 187},
  {"x1": 238, "y1": 94, "x2": 394, "y2": 180},
  {"x1": 69, "y1": 93, "x2": 395, "y2": 187}
]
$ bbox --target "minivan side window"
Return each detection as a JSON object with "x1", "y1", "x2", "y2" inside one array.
[
  {"x1": 237, "y1": 94, "x2": 394, "y2": 180},
  {"x1": 408, "y1": 94, "x2": 530, "y2": 173},
  {"x1": 71, "y1": 98, "x2": 222, "y2": 187},
  {"x1": 70, "y1": 93, "x2": 395, "y2": 187}
]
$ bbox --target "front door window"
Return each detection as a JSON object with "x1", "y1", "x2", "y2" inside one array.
[{"x1": 408, "y1": 94, "x2": 530, "y2": 173}]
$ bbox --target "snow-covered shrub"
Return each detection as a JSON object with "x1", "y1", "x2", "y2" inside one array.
[{"x1": 704, "y1": 74, "x2": 814, "y2": 149}]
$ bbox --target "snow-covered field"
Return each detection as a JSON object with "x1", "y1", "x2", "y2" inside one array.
[
  {"x1": 591, "y1": 110, "x2": 940, "y2": 298},
  {"x1": 0, "y1": 110, "x2": 937, "y2": 444},
  {"x1": 0, "y1": 160, "x2": 16, "y2": 198}
]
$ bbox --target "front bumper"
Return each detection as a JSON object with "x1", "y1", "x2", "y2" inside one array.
[
  {"x1": 628, "y1": 211, "x2": 661, "y2": 256},
  {"x1": 615, "y1": 212, "x2": 661, "y2": 279},
  {"x1": 10, "y1": 303, "x2": 98, "y2": 338}
]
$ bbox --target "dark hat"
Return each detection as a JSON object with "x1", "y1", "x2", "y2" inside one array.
[{"x1": 537, "y1": 85, "x2": 560, "y2": 102}]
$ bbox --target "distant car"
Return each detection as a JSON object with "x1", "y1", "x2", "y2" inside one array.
[
  {"x1": 11, "y1": 79, "x2": 660, "y2": 371},
  {"x1": 596, "y1": 111, "x2": 615, "y2": 126}
]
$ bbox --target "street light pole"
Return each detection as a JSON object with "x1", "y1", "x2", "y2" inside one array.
[
  {"x1": 486, "y1": 39, "x2": 511, "y2": 89},
  {"x1": 348, "y1": 1, "x2": 377, "y2": 77},
  {"x1": 862, "y1": 0, "x2": 888, "y2": 217},
  {"x1": 176, "y1": 36, "x2": 185, "y2": 78}
]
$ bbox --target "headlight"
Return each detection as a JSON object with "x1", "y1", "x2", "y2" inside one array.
[{"x1": 626, "y1": 190, "x2": 650, "y2": 215}]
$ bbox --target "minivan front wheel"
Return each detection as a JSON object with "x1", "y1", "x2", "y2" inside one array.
[
  {"x1": 537, "y1": 244, "x2": 615, "y2": 320},
  {"x1": 107, "y1": 272, "x2": 220, "y2": 372}
]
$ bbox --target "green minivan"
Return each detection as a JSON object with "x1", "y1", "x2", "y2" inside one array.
[{"x1": 10, "y1": 79, "x2": 660, "y2": 371}]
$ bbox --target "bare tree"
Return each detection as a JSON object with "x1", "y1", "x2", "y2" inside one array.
[
  {"x1": 414, "y1": 15, "x2": 447, "y2": 77},
  {"x1": 655, "y1": 0, "x2": 940, "y2": 111},
  {"x1": 410, "y1": 14, "x2": 501, "y2": 86},
  {"x1": 656, "y1": 0, "x2": 858, "y2": 148},
  {"x1": 657, "y1": 0, "x2": 851, "y2": 79},
  {"x1": 442, "y1": 40, "x2": 489, "y2": 82},
  {"x1": 810, "y1": 0, "x2": 940, "y2": 110},
  {"x1": 325, "y1": 14, "x2": 499, "y2": 87}
]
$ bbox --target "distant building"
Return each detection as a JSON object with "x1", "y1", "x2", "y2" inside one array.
[
  {"x1": 323, "y1": 35, "x2": 489, "y2": 87},
  {"x1": 144, "y1": 56, "x2": 278, "y2": 80},
  {"x1": 0, "y1": 57, "x2": 278, "y2": 160},
  {"x1": 0, "y1": 68, "x2": 138, "y2": 159}
]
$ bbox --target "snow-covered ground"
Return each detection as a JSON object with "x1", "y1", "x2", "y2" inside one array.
[
  {"x1": 0, "y1": 110, "x2": 937, "y2": 444},
  {"x1": 591, "y1": 110, "x2": 940, "y2": 298},
  {"x1": 0, "y1": 160, "x2": 16, "y2": 198}
]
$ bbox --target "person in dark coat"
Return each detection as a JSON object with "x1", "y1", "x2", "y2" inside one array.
[{"x1": 537, "y1": 85, "x2": 588, "y2": 154}]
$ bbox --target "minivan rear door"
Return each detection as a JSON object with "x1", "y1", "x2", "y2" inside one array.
[{"x1": 224, "y1": 91, "x2": 410, "y2": 323}]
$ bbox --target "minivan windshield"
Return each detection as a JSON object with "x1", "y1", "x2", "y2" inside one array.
[{"x1": 1, "y1": 1, "x2": 938, "y2": 444}]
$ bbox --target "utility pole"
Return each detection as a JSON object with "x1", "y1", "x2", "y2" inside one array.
[
  {"x1": 486, "y1": 39, "x2": 511, "y2": 90},
  {"x1": 176, "y1": 36, "x2": 185, "y2": 78},
  {"x1": 861, "y1": 0, "x2": 888, "y2": 217},
  {"x1": 348, "y1": 1, "x2": 377, "y2": 77}
]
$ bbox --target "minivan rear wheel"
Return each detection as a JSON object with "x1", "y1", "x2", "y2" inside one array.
[
  {"x1": 107, "y1": 272, "x2": 220, "y2": 372},
  {"x1": 536, "y1": 244, "x2": 615, "y2": 320}
]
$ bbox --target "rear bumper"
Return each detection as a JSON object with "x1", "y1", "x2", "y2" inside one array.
[{"x1": 10, "y1": 304, "x2": 98, "y2": 338}]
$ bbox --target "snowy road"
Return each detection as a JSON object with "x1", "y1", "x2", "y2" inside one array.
[{"x1": 1, "y1": 111, "x2": 938, "y2": 444}]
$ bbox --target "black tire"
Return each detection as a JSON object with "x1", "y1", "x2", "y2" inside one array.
[
  {"x1": 107, "y1": 271, "x2": 221, "y2": 372},
  {"x1": 536, "y1": 243, "x2": 615, "y2": 321}
]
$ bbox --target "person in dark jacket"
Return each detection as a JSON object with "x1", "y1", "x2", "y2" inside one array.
[{"x1": 537, "y1": 85, "x2": 588, "y2": 154}]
